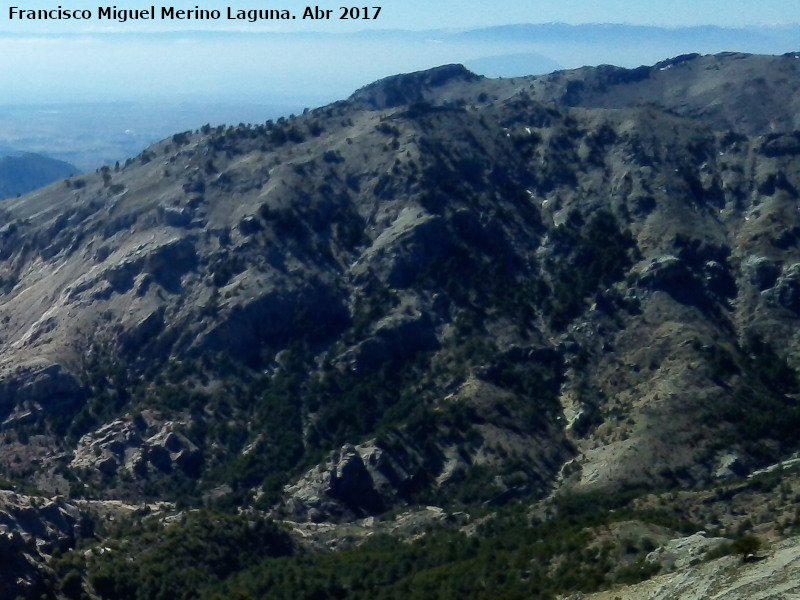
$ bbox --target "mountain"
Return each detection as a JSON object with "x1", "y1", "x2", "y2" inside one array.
[
  {"x1": 0, "y1": 152, "x2": 79, "y2": 199},
  {"x1": 525, "y1": 51, "x2": 800, "y2": 135},
  {"x1": 2, "y1": 53, "x2": 800, "y2": 598}
]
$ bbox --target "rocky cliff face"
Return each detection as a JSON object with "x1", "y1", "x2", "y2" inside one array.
[
  {"x1": 0, "y1": 491, "x2": 88, "y2": 599},
  {"x1": 2, "y1": 52, "x2": 800, "y2": 597}
]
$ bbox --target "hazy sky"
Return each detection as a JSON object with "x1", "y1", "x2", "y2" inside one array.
[
  {"x1": 357, "y1": 0, "x2": 799, "y2": 30},
  {"x1": 1, "y1": 0, "x2": 798, "y2": 32},
  {"x1": 1, "y1": 0, "x2": 798, "y2": 165},
  {"x1": 0, "y1": 0, "x2": 798, "y2": 105}
]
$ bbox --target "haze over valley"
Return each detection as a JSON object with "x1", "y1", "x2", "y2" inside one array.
[{"x1": 2, "y1": 22, "x2": 799, "y2": 171}]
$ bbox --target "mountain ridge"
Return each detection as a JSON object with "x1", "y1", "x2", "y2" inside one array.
[
  {"x1": 2, "y1": 52, "x2": 800, "y2": 598},
  {"x1": 1, "y1": 52, "x2": 799, "y2": 500}
]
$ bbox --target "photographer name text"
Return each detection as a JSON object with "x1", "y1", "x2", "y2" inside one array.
[{"x1": 8, "y1": 5, "x2": 382, "y2": 23}]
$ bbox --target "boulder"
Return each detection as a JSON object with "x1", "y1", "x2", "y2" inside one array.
[
  {"x1": 764, "y1": 263, "x2": 800, "y2": 313},
  {"x1": 160, "y1": 205, "x2": 193, "y2": 228},
  {"x1": 70, "y1": 416, "x2": 200, "y2": 478},
  {"x1": 0, "y1": 492, "x2": 87, "y2": 598},
  {"x1": 741, "y1": 255, "x2": 781, "y2": 291},
  {"x1": 646, "y1": 531, "x2": 730, "y2": 571},
  {"x1": 639, "y1": 255, "x2": 692, "y2": 289},
  {"x1": 279, "y1": 438, "x2": 419, "y2": 523}
]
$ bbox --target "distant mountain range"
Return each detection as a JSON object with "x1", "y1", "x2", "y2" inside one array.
[
  {"x1": 1, "y1": 23, "x2": 798, "y2": 172},
  {"x1": 0, "y1": 152, "x2": 79, "y2": 199},
  {"x1": 2, "y1": 23, "x2": 799, "y2": 105}
]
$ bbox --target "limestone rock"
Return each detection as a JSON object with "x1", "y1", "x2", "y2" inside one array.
[
  {"x1": 741, "y1": 255, "x2": 781, "y2": 291},
  {"x1": 278, "y1": 439, "x2": 418, "y2": 522},
  {"x1": 646, "y1": 531, "x2": 730, "y2": 571},
  {"x1": 764, "y1": 263, "x2": 800, "y2": 313},
  {"x1": 70, "y1": 416, "x2": 200, "y2": 478},
  {"x1": 583, "y1": 536, "x2": 800, "y2": 600},
  {"x1": 0, "y1": 360, "x2": 83, "y2": 424},
  {"x1": 0, "y1": 491, "x2": 87, "y2": 599},
  {"x1": 639, "y1": 255, "x2": 692, "y2": 289},
  {"x1": 713, "y1": 452, "x2": 748, "y2": 480}
]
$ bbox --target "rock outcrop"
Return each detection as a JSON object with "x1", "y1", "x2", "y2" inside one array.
[
  {"x1": 764, "y1": 263, "x2": 800, "y2": 313},
  {"x1": 0, "y1": 491, "x2": 87, "y2": 599},
  {"x1": 646, "y1": 531, "x2": 730, "y2": 571},
  {"x1": 0, "y1": 360, "x2": 83, "y2": 425},
  {"x1": 71, "y1": 414, "x2": 201, "y2": 478},
  {"x1": 578, "y1": 536, "x2": 800, "y2": 600},
  {"x1": 279, "y1": 440, "x2": 419, "y2": 522}
]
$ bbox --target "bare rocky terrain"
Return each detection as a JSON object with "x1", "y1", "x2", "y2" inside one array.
[
  {"x1": 1, "y1": 53, "x2": 800, "y2": 598},
  {"x1": 573, "y1": 536, "x2": 800, "y2": 600}
]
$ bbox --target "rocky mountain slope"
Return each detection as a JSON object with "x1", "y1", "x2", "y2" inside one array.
[
  {"x1": 575, "y1": 536, "x2": 800, "y2": 600},
  {"x1": 1, "y1": 52, "x2": 800, "y2": 598},
  {"x1": 0, "y1": 491, "x2": 86, "y2": 599},
  {"x1": 526, "y1": 51, "x2": 800, "y2": 135}
]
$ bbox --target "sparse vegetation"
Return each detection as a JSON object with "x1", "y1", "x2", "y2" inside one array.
[{"x1": 4, "y1": 53, "x2": 800, "y2": 600}]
